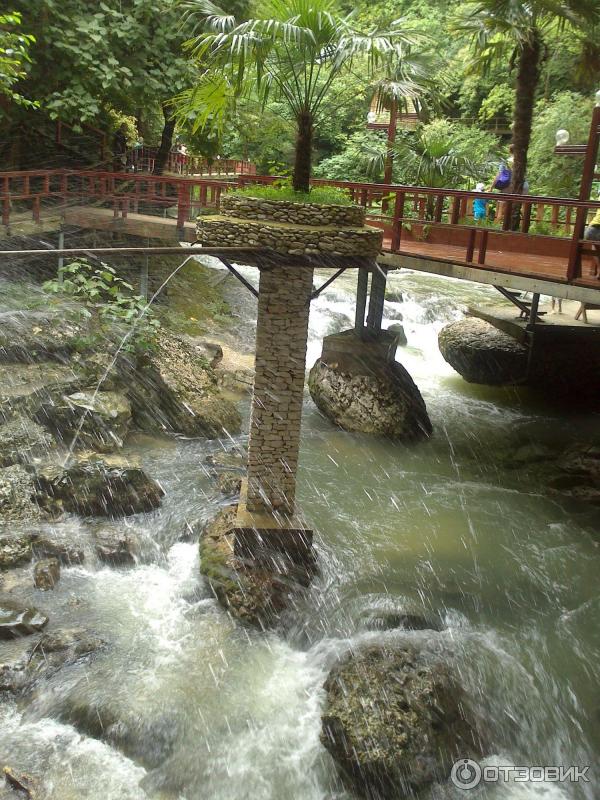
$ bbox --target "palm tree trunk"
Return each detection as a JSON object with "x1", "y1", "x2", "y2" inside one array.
[
  {"x1": 292, "y1": 112, "x2": 313, "y2": 193},
  {"x1": 153, "y1": 103, "x2": 176, "y2": 176},
  {"x1": 509, "y1": 29, "x2": 541, "y2": 227}
]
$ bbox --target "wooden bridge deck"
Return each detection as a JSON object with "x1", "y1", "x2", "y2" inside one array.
[{"x1": 2, "y1": 169, "x2": 600, "y2": 303}]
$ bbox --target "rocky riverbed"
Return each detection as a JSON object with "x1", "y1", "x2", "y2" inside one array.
[{"x1": 1, "y1": 258, "x2": 600, "y2": 800}]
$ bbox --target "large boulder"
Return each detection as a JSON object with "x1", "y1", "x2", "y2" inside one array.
[
  {"x1": 0, "y1": 465, "x2": 42, "y2": 522},
  {"x1": 0, "y1": 599, "x2": 48, "y2": 639},
  {"x1": 35, "y1": 456, "x2": 164, "y2": 518},
  {"x1": 309, "y1": 359, "x2": 432, "y2": 441},
  {"x1": 438, "y1": 318, "x2": 528, "y2": 385},
  {"x1": 321, "y1": 645, "x2": 484, "y2": 799},
  {"x1": 132, "y1": 331, "x2": 241, "y2": 438},
  {"x1": 36, "y1": 390, "x2": 132, "y2": 452},
  {"x1": 0, "y1": 415, "x2": 53, "y2": 467}
]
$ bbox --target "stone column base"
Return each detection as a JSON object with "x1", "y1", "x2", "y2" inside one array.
[{"x1": 233, "y1": 479, "x2": 313, "y2": 564}]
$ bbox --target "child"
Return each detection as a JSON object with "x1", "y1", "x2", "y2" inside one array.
[{"x1": 473, "y1": 182, "x2": 488, "y2": 222}]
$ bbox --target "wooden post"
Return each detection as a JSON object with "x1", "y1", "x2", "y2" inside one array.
[
  {"x1": 567, "y1": 105, "x2": 600, "y2": 280},
  {"x1": 355, "y1": 267, "x2": 369, "y2": 338},
  {"x1": 366, "y1": 266, "x2": 387, "y2": 334},
  {"x1": 391, "y1": 191, "x2": 405, "y2": 252}
]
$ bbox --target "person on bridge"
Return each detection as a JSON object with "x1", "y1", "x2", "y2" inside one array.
[
  {"x1": 584, "y1": 196, "x2": 600, "y2": 279},
  {"x1": 473, "y1": 182, "x2": 489, "y2": 222}
]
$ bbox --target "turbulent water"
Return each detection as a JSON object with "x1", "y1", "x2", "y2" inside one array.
[{"x1": 1, "y1": 263, "x2": 599, "y2": 800}]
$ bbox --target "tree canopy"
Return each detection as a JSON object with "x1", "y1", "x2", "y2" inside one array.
[{"x1": 0, "y1": 0, "x2": 598, "y2": 197}]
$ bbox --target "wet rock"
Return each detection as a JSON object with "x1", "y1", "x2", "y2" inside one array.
[
  {"x1": 39, "y1": 627, "x2": 105, "y2": 655},
  {"x1": 189, "y1": 338, "x2": 223, "y2": 368},
  {"x1": 308, "y1": 359, "x2": 432, "y2": 441},
  {"x1": 132, "y1": 331, "x2": 241, "y2": 438},
  {"x1": 0, "y1": 466, "x2": 42, "y2": 522},
  {"x1": 60, "y1": 691, "x2": 178, "y2": 769},
  {"x1": 36, "y1": 390, "x2": 132, "y2": 452},
  {"x1": 0, "y1": 626, "x2": 105, "y2": 694},
  {"x1": 385, "y1": 288, "x2": 404, "y2": 303},
  {"x1": 504, "y1": 442, "x2": 556, "y2": 469},
  {"x1": 360, "y1": 608, "x2": 444, "y2": 632},
  {"x1": 93, "y1": 526, "x2": 139, "y2": 565},
  {"x1": 387, "y1": 322, "x2": 407, "y2": 347},
  {"x1": 438, "y1": 318, "x2": 528, "y2": 385},
  {"x1": 31, "y1": 531, "x2": 85, "y2": 565},
  {"x1": 546, "y1": 443, "x2": 600, "y2": 508},
  {"x1": 204, "y1": 447, "x2": 246, "y2": 471},
  {"x1": 0, "y1": 416, "x2": 53, "y2": 468},
  {"x1": 199, "y1": 507, "x2": 315, "y2": 628},
  {"x1": 33, "y1": 558, "x2": 60, "y2": 590},
  {"x1": 217, "y1": 472, "x2": 242, "y2": 496},
  {"x1": 0, "y1": 636, "x2": 35, "y2": 692},
  {"x1": 0, "y1": 599, "x2": 48, "y2": 639},
  {"x1": 0, "y1": 310, "x2": 85, "y2": 363},
  {"x1": 35, "y1": 457, "x2": 164, "y2": 518},
  {"x1": 0, "y1": 531, "x2": 32, "y2": 569},
  {"x1": 2, "y1": 766, "x2": 39, "y2": 799},
  {"x1": 321, "y1": 645, "x2": 484, "y2": 799},
  {"x1": 0, "y1": 362, "x2": 81, "y2": 422}
]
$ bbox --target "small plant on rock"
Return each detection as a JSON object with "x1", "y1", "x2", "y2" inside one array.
[{"x1": 43, "y1": 259, "x2": 160, "y2": 353}]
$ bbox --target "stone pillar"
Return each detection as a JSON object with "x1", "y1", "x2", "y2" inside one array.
[{"x1": 246, "y1": 265, "x2": 314, "y2": 515}]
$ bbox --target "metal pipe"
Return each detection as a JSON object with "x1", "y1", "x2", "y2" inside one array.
[{"x1": 0, "y1": 246, "x2": 264, "y2": 258}]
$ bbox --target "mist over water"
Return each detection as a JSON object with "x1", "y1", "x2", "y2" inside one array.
[{"x1": 1, "y1": 262, "x2": 599, "y2": 799}]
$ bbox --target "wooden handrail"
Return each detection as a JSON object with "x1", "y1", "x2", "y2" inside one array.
[{"x1": 2, "y1": 168, "x2": 599, "y2": 286}]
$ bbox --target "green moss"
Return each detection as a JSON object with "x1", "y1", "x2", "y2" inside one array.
[
  {"x1": 157, "y1": 258, "x2": 231, "y2": 336},
  {"x1": 230, "y1": 182, "x2": 353, "y2": 207}
]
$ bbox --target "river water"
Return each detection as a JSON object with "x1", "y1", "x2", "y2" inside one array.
[{"x1": 1, "y1": 263, "x2": 599, "y2": 799}]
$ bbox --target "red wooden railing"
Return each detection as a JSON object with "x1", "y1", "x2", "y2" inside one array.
[
  {"x1": 1, "y1": 168, "x2": 599, "y2": 286},
  {"x1": 126, "y1": 147, "x2": 256, "y2": 177}
]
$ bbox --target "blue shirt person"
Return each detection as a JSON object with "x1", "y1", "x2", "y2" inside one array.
[{"x1": 473, "y1": 182, "x2": 488, "y2": 222}]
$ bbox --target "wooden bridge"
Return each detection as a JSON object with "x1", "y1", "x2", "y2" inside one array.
[{"x1": 2, "y1": 167, "x2": 600, "y2": 303}]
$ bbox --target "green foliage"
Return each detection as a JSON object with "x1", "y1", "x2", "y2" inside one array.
[
  {"x1": 314, "y1": 130, "x2": 387, "y2": 182},
  {"x1": 478, "y1": 83, "x2": 515, "y2": 122},
  {"x1": 0, "y1": 11, "x2": 37, "y2": 112},
  {"x1": 43, "y1": 260, "x2": 159, "y2": 352},
  {"x1": 527, "y1": 91, "x2": 593, "y2": 197},
  {"x1": 177, "y1": 0, "x2": 428, "y2": 188},
  {"x1": 231, "y1": 180, "x2": 353, "y2": 205},
  {"x1": 370, "y1": 119, "x2": 497, "y2": 189}
]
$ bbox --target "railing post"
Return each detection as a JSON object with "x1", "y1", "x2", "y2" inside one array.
[
  {"x1": 478, "y1": 229, "x2": 488, "y2": 265},
  {"x1": 466, "y1": 228, "x2": 476, "y2": 263},
  {"x1": 391, "y1": 191, "x2": 405, "y2": 252}
]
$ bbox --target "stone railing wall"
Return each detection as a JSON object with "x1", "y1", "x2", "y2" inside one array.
[
  {"x1": 196, "y1": 217, "x2": 383, "y2": 257},
  {"x1": 221, "y1": 195, "x2": 366, "y2": 227}
]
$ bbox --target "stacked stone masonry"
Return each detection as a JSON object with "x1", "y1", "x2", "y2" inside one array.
[
  {"x1": 196, "y1": 216, "x2": 383, "y2": 258},
  {"x1": 246, "y1": 265, "x2": 313, "y2": 513},
  {"x1": 221, "y1": 194, "x2": 366, "y2": 226}
]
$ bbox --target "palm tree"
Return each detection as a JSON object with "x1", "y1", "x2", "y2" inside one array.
[
  {"x1": 177, "y1": 0, "x2": 423, "y2": 192},
  {"x1": 364, "y1": 119, "x2": 495, "y2": 218},
  {"x1": 455, "y1": 0, "x2": 599, "y2": 196}
]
